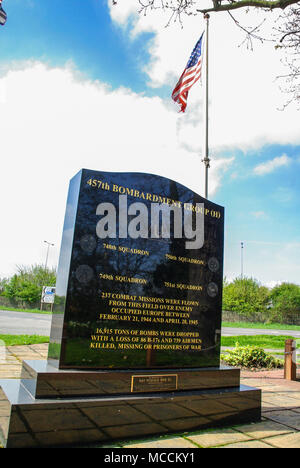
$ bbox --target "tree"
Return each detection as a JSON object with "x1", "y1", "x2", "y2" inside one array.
[
  {"x1": 275, "y1": 5, "x2": 300, "y2": 104},
  {"x1": 223, "y1": 278, "x2": 300, "y2": 323},
  {"x1": 130, "y1": 0, "x2": 300, "y2": 103},
  {"x1": 222, "y1": 276, "x2": 270, "y2": 317},
  {"x1": 3, "y1": 264, "x2": 56, "y2": 307},
  {"x1": 0, "y1": 277, "x2": 8, "y2": 293},
  {"x1": 270, "y1": 282, "x2": 300, "y2": 322},
  {"x1": 136, "y1": 0, "x2": 299, "y2": 17}
]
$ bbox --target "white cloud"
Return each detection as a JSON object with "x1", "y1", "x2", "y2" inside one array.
[
  {"x1": 108, "y1": 1, "x2": 139, "y2": 28},
  {"x1": 107, "y1": 3, "x2": 300, "y2": 286},
  {"x1": 108, "y1": 2, "x2": 300, "y2": 151},
  {"x1": 253, "y1": 154, "x2": 291, "y2": 175},
  {"x1": 0, "y1": 61, "x2": 232, "y2": 277}
]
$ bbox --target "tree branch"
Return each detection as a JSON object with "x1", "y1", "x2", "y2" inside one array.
[
  {"x1": 198, "y1": 0, "x2": 299, "y2": 14},
  {"x1": 280, "y1": 29, "x2": 300, "y2": 41}
]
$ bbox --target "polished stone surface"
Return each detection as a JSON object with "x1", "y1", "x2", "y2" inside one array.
[
  {"x1": 0, "y1": 171, "x2": 263, "y2": 448},
  {"x1": 48, "y1": 170, "x2": 224, "y2": 370},
  {"x1": 20, "y1": 360, "x2": 240, "y2": 398},
  {"x1": 2, "y1": 345, "x2": 299, "y2": 449},
  {"x1": 0, "y1": 379, "x2": 261, "y2": 448}
]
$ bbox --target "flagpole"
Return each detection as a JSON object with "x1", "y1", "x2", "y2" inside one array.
[{"x1": 203, "y1": 13, "x2": 210, "y2": 199}]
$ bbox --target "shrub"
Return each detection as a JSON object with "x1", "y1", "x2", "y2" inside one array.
[
  {"x1": 221, "y1": 343, "x2": 283, "y2": 369},
  {"x1": 270, "y1": 283, "x2": 300, "y2": 323},
  {"x1": 222, "y1": 277, "x2": 270, "y2": 318},
  {"x1": 3, "y1": 264, "x2": 56, "y2": 307}
]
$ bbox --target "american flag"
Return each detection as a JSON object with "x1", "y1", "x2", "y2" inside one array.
[
  {"x1": 0, "y1": 3, "x2": 7, "y2": 26},
  {"x1": 172, "y1": 33, "x2": 205, "y2": 113}
]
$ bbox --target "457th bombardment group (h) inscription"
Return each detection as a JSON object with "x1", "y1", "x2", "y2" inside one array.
[{"x1": 0, "y1": 169, "x2": 261, "y2": 448}]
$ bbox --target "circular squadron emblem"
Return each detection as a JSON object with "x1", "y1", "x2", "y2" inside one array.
[
  {"x1": 208, "y1": 257, "x2": 220, "y2": 273},
  {"x1": 75, "y1": 265, "x2": 94, "y2": 284},
  {"x1": 80, "y1": 234, "x2": 97, "y2": 253},
  {"x1": 207, "y1": 282, "x2": 219, "y2": 298}
]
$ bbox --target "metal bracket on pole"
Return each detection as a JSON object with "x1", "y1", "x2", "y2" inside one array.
[
  {"x1": 202, "y1": 155, "x2": 211, "y2": 200},
  {"x1": 202, "y1": 156, "x2": 211, "y2": 168}
]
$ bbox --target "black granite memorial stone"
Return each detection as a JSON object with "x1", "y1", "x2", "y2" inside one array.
[
  {"x1": 48, "y1": 169, "x2": 224, "y2": 370},
  {"x1": 0, "y1": 169, "x2": 261, "y2": 448}
]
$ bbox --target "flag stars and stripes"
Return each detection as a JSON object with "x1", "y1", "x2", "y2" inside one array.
[
  {"x1": 0, "y1": 0, "x2": 7, "y2": 26},
  {"x1": 172, "y1": 33, "x2": 205, "y2": 113}
]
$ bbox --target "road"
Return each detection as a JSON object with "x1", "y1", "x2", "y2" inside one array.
[
  {"x1": 0, "y1": 310, "x2": 51, "y2": 336},
  {"x1": 1, "y1": 310, "x2": 300, "y2": 338}
]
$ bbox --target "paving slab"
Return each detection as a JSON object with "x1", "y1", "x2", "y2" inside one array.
[
  {"x1": 218, "y1": 440, "x2": 274, "y2": 448},
  {"x1": 263, "y1": 410, "x2": 300, "y2": 431},
  {"x1": 262, "y1": 394, "x2": 300, "y2": 409},
  {"x1": 261, "y1": 400, "x2": 279, "y2": 412},
  {"x1": 123, "y1": 437, "x2": 196, "y2": 449},
  {"x1": 234, "y1": 420, "x2": 293, "y2": 439},
  {"x1": 264, "y1": 432, "x2": 300, "y2": 448},
  {"x1": 275, "y1": 391, "x2": 300, "y2": 400},
  {"x1": 186, "y1": 428, "x2": 251, "y2": 448},
  {"x1": 7, "y1": 344, "x2": 48, "y2": 359},
  {"x1": 0, "y1": 344, "x2": 300, "y2": 448}
]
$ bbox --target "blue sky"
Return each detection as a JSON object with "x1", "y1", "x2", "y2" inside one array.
[
  {"x1": 0, "y1": 1, "x2": 152, "y2": 89},
  {"x1": 0, "y1": 0, "x2": 299, "y2": 287}
]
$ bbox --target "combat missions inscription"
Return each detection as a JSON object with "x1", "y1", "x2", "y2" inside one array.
[{"x1": 48, "y1": 169, "x2": 224, "y2": 369}]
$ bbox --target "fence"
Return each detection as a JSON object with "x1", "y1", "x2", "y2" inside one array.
[
  {"x1": 0, "y1": 296, "x2": 40, "y2": 310},
  {"x1": 222, "y1": 310, "x2": 300, "y2": 326}
]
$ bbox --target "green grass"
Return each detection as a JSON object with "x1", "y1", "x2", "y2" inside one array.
[
  {"x1": 0, "y1": 332, "x2": 298, "y2": 351},
  {"x1": 0, "y1": 334, "x2": 49, "y2": 346},
  {"x1": 222, "y1": 321, "x2": 300, "y2": 331},
  {"x1": 0, "y1": 306, "x2": 52, "y2": 315},
  {"x1": 221, "y1": 334, "x2": 295, "y2": 349}
]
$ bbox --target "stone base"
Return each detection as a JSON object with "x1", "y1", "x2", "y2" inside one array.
[
  {"x1": 0, "y1": 362, "x2": 261, "y2": 448},
  {"x1": 21, "y1": 360, "x2": 241, "y2": 398}
]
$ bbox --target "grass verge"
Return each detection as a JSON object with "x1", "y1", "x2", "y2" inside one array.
[
  {"x1": 0, "y1": 306, "x2": 52, "y2": 315},
  {"x1": 0, "y1": 334, "x2": 49, "y2": 346},
  {"x1": 222, "y1": 321, "x2": 300, "y2": 331},
  {"x1": 221, "y1": 334, "x2": 295, "y2": 349},
  {"x1": 0, "y1": 334, "x2": 296, "y2": 350}
]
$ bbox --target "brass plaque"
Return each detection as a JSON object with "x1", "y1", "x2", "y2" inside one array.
[{"x1": 131, "y1": 374, "x2": 178, "y2": 393}]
